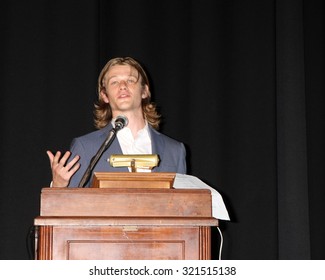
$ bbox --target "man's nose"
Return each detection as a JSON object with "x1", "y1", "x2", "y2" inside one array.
[{"x1": 119, "y1": 80, "x2": 127, "y2": 89}]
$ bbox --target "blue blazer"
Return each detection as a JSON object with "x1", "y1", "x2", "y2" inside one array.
[{"x1": 68, "y1": 123, "x2": 187, "y2": 187}]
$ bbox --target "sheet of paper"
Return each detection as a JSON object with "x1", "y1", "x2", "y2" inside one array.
[{"x1": 174, "y1": 174, "x2": 230, "y2": 221}]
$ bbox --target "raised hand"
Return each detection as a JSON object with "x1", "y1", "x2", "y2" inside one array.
[{"x1": 46, "y1": 151, "x2": 80, "y2": 187}]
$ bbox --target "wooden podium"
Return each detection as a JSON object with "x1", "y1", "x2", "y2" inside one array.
[{"x1": 34, "y1": 173, "x2": 218, "y2": 260}]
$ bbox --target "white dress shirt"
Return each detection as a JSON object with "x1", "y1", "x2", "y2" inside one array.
[{"x1": 115, "y1": 120, "x2": 152, "y2": 172}]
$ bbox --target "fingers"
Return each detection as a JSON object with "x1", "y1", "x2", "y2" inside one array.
[
  {"x1": 67, "y1": 161, "x2": 80, "y2": 175},
  {"x1": 46, "y1": 151, "x2": 79, "y2": 171},
  {"x1": 53, "y1": 151, "x2": 64, "y2": 165},
  {"x1": 47, "y1": 150, "x2": 80, "y2": 188},
  {"x1": 46, "y1": 150, "x2": 55, "y2": 164},
  {"x1": 65, "y1": 154, "x2": 80, "y2": 171},
  {"x1": 46, "y1": 150, "x2": 62, "y2": 166},
  {"x1": 59, "y1": 151, "x2": 72, "y2": 165},
  {"x1": 46, "y1": 150, "x2": 62, "y2": 168}
]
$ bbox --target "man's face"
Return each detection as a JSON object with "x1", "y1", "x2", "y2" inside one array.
[{"x1": 101, "y1": 64, "x2": 148, "y2": 117}]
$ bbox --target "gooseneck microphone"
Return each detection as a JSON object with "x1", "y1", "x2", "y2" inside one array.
[
  {"x1": 78, "y1": 115, "x2": 128, "y2": 188},
  {"x1": 114, "y1": 115, "x2": 128, "y2": 131}
]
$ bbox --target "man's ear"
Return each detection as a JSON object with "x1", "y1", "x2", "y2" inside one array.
[
  {"x1": 100, "y1": 89, "x2": 109, "y2": 103},
  {"x1": 142, "y1": 85, "x2": 149, "y2": 99}
]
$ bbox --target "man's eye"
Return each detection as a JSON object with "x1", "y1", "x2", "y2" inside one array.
[
  {"x1": 110, "y1": 80, "x2": 118, "y2": 85},
  {"x1": 127, "y1": 78, "x2": 136, "y2": 84}
]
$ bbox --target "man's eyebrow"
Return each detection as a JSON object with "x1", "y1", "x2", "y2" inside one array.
[{"x1": 107, "y1": 73, "x2": 139, "y2": 80}]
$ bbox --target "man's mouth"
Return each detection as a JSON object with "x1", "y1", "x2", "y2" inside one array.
[{"x1": 118, "y1": 93, "x2": 130, "y2": 99}]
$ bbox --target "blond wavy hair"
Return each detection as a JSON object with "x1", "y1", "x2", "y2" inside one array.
[{"x1": 94, "y1": 57, "x2": 161, "y2": 130}]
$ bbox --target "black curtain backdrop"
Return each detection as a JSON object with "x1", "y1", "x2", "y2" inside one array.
[{"x1": 0, "y1": 0, "x2": 324, "y2": 260}]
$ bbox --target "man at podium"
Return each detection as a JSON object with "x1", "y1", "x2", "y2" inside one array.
[{"x1": 46, "y1": 57, "x2": 186, "y2": 188}]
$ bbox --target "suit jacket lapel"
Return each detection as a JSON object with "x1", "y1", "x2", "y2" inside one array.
[
  {"x1": 149, "y1": 126, "x2": 164, "y2": 172},
  {"x1": 101, "y1": 123, "x2": 128, "y2": 172}
]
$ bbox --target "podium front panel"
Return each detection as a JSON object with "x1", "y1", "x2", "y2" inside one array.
[{"x1": 42, "y1": 225, "x2": 209, "y2": 260}]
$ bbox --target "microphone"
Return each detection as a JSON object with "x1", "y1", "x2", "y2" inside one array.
[
  {"x1": 77, "y1": 115, "x2": 128, "y2": 187},
  {"x1": 114, "y1": 115, "x2": 128, "y2": 131}
]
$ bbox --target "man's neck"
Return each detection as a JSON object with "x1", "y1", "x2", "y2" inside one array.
[{"x1": 113, "y1": 112, "x2": 146, "y2": 139}]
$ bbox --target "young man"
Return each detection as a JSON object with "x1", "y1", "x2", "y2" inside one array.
[{"x1": 47, "y1": 57, "x2": 186, "y2": 187}]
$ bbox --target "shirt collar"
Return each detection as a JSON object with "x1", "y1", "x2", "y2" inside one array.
[{"x1": 111, "y1": 118, "x2": 150, "y2": 136}]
